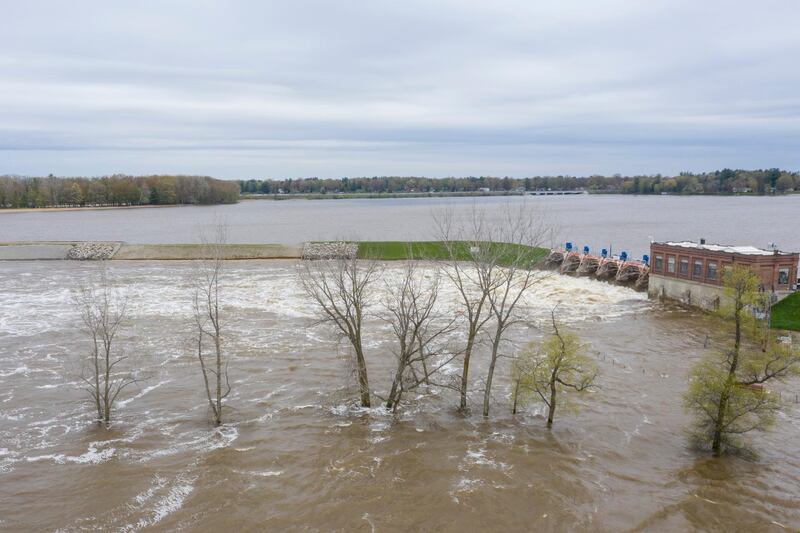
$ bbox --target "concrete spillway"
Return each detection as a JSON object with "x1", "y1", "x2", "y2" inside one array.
[{"x1": 545, "y1": 248, "x2": 649, "y2": 290}]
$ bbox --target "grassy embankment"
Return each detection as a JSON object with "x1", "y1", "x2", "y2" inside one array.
[
  {"x1": 771, "y1": 292, "x2": 800, "y2": 331},
  {"x1": 356, "y1": 241, "x2": 548, "y2": 266}
]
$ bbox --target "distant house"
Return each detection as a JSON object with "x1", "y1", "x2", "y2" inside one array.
[
  {"x1": 649, "y1": 240, "x2": 799, "y2": 310},
  {"x1": 478, "y1": 187, "x2": 491, "y2": 192}
]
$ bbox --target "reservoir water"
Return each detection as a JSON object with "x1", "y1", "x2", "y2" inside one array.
[{"x1": 1, "y1": 194, "x2": 799, "y2": 258}]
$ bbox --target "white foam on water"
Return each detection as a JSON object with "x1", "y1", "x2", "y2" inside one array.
[
  {"x1": 245, "y1": 385, "x2": 287, "y2": 404},
  {"x1": 449, "y1": 477, "x2": 483, "y2": 503},
  {"x1": 139, "y1": 425, "x2": 239, "y2": 461},
  {"x1": 123, "y1": 475, "x2": 195, "y2": 532},
  {"x1": 0, "y1": 366, "x2": 32, "y2": 378},
  {"x1": 0, "y1": 448, "x2": 19, "y2": 474},
  {"x1": 25, "y1": 443, "x2": 116, "y2": 465},
  {"x1": 117, "y1": 379, "x2": 173, "y2": 408},
  {"x1": 131, "y1": 474, "x2": 169, "y2": 506},
  {"x1": 329, "y1": 403, "x2": 396, "y2": 419},
  {"x1": 233, "y1": 469, "x2": 284, "y2": 477}
]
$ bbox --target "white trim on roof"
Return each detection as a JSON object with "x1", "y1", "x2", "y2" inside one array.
[{"x1": 660, "y1": 241, "x2": 776, "y2": 256}]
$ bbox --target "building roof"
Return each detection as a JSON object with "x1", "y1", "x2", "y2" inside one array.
[{"x1": 658, "y1": 241, "x2": 788, "y2": 256}]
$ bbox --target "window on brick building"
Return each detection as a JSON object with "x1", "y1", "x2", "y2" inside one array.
[
  {"x1": 707, "y1": 262, "x2": 717, "y2": 280},
  {"x1": 693, "y1": 260, "x2": 702, "y2": 277},
  {"x1": 667, "y1": 256, "x2": 675, "y2": 274},
  {"x1": 679, "y1": 258, "x2": 689, "y2": 275},
  {"x1": 654, "y1": 255, "x2": 663, "y2": 271}
]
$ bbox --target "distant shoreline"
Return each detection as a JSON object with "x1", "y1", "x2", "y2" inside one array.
[
  {"x1": 2, "y1": 190, "x2": 797, "y2": 213},
  {"x1": 242, "y1": 191, "x2": 799, "y2": 201},
  {"x1": 241, "y1": 191, "x2": 530, "y2": 201}
]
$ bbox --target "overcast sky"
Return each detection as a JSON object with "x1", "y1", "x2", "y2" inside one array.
[{"x1": 1, "y1": 1, "x2": 799, "y2": 179}]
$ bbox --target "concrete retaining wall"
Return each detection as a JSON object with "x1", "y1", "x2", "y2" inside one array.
[
  {"x1": 648, "y1": 275, "x2": 724, "y2": 310},
  {"x1": 649, "y1": 274, "x2": 796, "y2": 310},
  {"x1": 112, "y1": 244, "x2": 301, "y2": 260},
  {"x1": 0, "y1": 243, "x2": 76, "y2": 260}
]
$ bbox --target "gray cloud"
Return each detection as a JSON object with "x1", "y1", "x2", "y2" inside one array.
[{"x1": 1, "y1": 0, "x2": 799, "y2": 178}]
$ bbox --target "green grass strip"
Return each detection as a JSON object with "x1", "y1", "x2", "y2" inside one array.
[
  {"x1": 771, "y1": 291, "x2": 800, "y2": 331},
  {"x1": 356, "y1": 241, "x2": 548, "y2": 267}
]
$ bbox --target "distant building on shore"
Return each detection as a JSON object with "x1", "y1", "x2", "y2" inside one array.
[{"x1": 648, "y1": 240, "x2": 799, "y2": 310}]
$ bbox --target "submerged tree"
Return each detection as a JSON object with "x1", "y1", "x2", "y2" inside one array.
[
  {"x1": 300, "y1": 248, "x2": 380, "y2": 407},
  {"x1": 511, "y1": 310, "x2": 597, "y2": 427},
  {"x1": 684, "y1": 265, "x2": 800, "y2": 455},
  {"x1": 192, "y1": 224, "x2": 232, "y2": 426},
  {"x1": 480, "y1": 206, "x2": 549, "y2": 417},
  {"x1": 435, "y1": 204, "x2": 550, "y2": 415},
  {"x1": 435, "y1": 209, "x2": 493, "y2": 412},
  {"x1": 76, "y1": 266, "x2": 138, "y2": 426},
  {"x1": 382, "y1": 259, "x2": 457, "y2": 411}
]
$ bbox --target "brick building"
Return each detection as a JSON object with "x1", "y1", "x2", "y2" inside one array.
[{"x1": 648, "y1": 240, "x2": 799, "y2": 309}]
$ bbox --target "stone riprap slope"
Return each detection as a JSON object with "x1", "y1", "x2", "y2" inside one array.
[
  {"x1": 66, "y1": 242, "x2": 121, "y2": 260},
  {"x1": 301, "y1": 242, "x2": 358, "y2": 260}
]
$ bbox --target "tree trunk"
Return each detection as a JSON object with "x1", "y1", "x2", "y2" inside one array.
[
  {"x1": 418, "y1": 336, "x2": 429, "y2": 385},
  {"x1": 93, "y1": 344, "x2": 102, "y2": 423},
  {"x1": 712, "y1": 300, "x2": 743, "y2": 455},
  {"x1": 512, "y1": 379, "x2": 520, "y2": 415},
  {"x1": 103, "y1": 342, "x2": 111, "y2": 426},
  {"x1": 460, "y1": 332, "x2": 476, "y2": 411},
  {"x1": 215, "y1": 333, "x2": 222, "y2": 426},
  {"x1": 354, "y1": 344, "x2": 371, "y2": 408},
  {"x1": 547, "y1": 379, "x2": 557, "y2": 428},
  {"x1": 386, "y1": 364, "x2": 403, "y2": 410},
  {"x1": 482, "y1": 328, "x2": 503, "y2": 417}
]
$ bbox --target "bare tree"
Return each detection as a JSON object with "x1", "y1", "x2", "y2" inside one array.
[
  {"x1": 382, "y1": 259, "x2": 457, "y2": 411},
  {"x1": 300, "y1": 250, "x2": 380, "y2": 407},
  {"x1": 480, "y1": 206, "x2": 549, "y2": 417},
  {"x1": 511, "y1": 309, "x2": 597, "y2": 426},
  {"x1": 435, "y1": 204, "x2": 549, "y2": 415},
  {"x1": 192, "y1": 224, "x2": 231, "y2": 426},
  {"x1": 434, "y1": 209, "x2": 494, "y2": 412},
  {"x1": 76, "y1": 266, "x2": 138, "y2": 426}
]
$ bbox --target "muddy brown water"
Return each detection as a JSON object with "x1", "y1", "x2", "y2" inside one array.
[{"x1": 0, "y1": 260, "x2": 798, "y2": 532}]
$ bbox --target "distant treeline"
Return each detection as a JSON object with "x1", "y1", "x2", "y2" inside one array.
[
  {"x1": 239, "y1": 169, "x2": 799, "y2": 196},
  {"x1": 0, "y1": 175, "x2": 240, "y2": 208}
]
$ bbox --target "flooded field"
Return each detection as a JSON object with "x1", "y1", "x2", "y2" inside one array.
[{"x1": 1, "y1": 260, "x2": 798, "y2": 531}]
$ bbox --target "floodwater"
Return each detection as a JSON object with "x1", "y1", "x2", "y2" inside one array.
[
  {"x1": 2, "y1": 194, "x2": 800, "y2": 258},
  {"x1": 1, "y1": 261, "x2": 798, "y2": 531}
]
